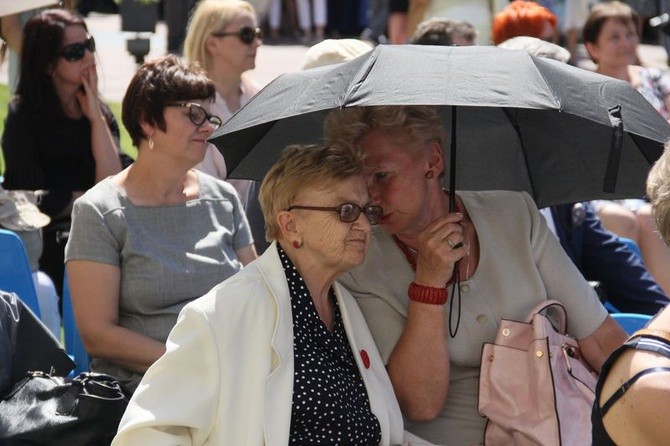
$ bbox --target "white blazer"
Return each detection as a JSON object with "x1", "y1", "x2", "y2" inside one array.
[{"x1": 112, "y1": 242, "x2": 407, "y2": 446}]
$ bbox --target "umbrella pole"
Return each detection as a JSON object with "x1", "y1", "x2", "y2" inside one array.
[
  {"x1": 448, "y1": 106, "x2": 461, "y2": 338},
  {"x1": 449, "y1": 107, "x2": 457, "y2": 212}
]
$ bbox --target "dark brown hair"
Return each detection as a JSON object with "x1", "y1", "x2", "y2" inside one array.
[
  {"x1": 583, "y1": 1, "x2": 640, "y2": 46},
  {"x1": 410, "y1": 18, "x2": 477, "y2": 46},
  {"x1": 16, "y1": 9, "x2": 88, "y2": 113},
  {"x1": 121, "y1": 55, "x2": 215, "y2": 147}
]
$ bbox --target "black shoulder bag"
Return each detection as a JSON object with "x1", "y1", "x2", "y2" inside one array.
[{"x1": 0, "y1": 371, "x2": 128, "y2": 446}]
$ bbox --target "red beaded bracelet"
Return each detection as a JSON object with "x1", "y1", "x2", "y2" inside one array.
[{"x1": 408, "y1": 282, "x2": 448, "y2": 305}]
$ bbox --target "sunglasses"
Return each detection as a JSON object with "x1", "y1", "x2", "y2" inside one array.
[
  {"x1": 288, "y1": 203, "x2": 384, "y2": 225},
  {"x1": 168, "y1": 102, "x2": 223, "y2": 131},
  {"x1": 211, "y1": 26, "x2": 263, "y2": 45},
  {"x1": 60, "y1": 36, "x2": 96, "y2": 62}
]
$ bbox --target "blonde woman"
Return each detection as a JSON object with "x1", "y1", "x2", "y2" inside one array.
[
  {"x1": 184, "y1": 0, "x2": 268, "y2": 252},
  {"x1": 591, "y1": 146, "x2": 670, "y2": 445},
  {"x1": 325, "y1": 105, "x2": 627, "y2": 446},
  {"x1": 183, "y1": 0, "x2": 262, "y2": 180},
  {"x1": 112, "y1": 144, "x2": 432, "y2": 445}
]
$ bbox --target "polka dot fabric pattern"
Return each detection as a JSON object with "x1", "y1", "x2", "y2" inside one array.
[{"x1": 277, "y1": 246, "x2": 382, "y2": 445}]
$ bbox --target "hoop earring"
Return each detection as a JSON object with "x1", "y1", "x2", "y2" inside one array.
[{"x1": 425, "y1": 171, "x2": 434, "y2": 179}]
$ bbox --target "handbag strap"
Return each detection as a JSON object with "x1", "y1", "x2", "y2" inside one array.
[
  {"x1": 524, "y1": 299, "x2": 567, "y2": 334},
  {"x1": 630, "y1": 328, "x2": 670, "y2": 344}
]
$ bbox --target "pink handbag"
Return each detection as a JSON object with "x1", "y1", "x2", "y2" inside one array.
[{"x1": 477, "y1": 300, "x2": 597, "y2": 446}]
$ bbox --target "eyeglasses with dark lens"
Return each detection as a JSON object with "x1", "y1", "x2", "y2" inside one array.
[
  {"x1": 211, "y1": 26, "x2": 263, "y2": 45},
  {"x1": 168, "y1": 102, "x2": 223, "y2": 131},
  {"x1": 287, "y1": 203, "x2": 384, "y2": 225},
  {"x1": 60, "y1": 36, "x2": 96, "y2": 62}
]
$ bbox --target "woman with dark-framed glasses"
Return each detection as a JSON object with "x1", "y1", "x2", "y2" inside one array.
[
  {"x1": 183, "y1": 0, "x2": 270, "y2": 254},
  {"x1": 65, "y1": 55, "x2": 257, "y2": 396},
  {"x1": 1, "y1": 9, "x2": 129, "y2": 298},
  {"x1": 112, "y1": 144, "x2": 433, "y2": 445}
]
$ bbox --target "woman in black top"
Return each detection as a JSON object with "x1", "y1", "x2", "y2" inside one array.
[
  {"x1": 592, "y1": 144, "x2": 670, "y2": 445},
  {"x1": 592, "y1": 326, "x2": 670, "y2": 445},
  {"x1": 1, "y1": 9, "x2": 128, "y2": 296}
]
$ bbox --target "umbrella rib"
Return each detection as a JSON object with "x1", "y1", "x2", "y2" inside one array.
[
  {"x1": 530, "y1": 55, "x2": 562, "y2": 110},
  {"x1": 340, "y1": 47, "x2": 379, "y2": 106},
  {"x1": 503, "y1": 108, "x2": 538, "y2": 200}
]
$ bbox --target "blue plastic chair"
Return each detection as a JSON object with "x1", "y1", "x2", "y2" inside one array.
[
  {"x1": 0, "y1": 228, "x2": 41, "y2": 317},
  {"x1": 611, "y1": 313, "x2": 652, "y2": 335},
  {"x1": 62, "y1": 272, "x2": 90, "y2": 375}
]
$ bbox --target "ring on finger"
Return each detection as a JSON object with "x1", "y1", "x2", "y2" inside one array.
[{"x1": 446, "y1": 237, "x2": 456, "y2": 248}]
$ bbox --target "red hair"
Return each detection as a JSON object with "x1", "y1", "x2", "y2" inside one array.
[{"x1": 492, "y1": 0, "x2": 557, "y2": 45}]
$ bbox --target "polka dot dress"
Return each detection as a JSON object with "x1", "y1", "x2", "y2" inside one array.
[{"x1": 278, "y1": 246, "x2": 382, "y2": 446}]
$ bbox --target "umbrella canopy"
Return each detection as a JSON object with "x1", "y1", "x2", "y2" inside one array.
[{"x1": 210, "y1": 44, "x2": 670, "y2": 208}]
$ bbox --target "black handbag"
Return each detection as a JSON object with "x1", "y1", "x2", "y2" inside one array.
[
  {"x1": 0, "y1": 371, "x2": 128, "y2": 446},
  {"x1": 0, "y1": 292, "x2": 75, "y2": 396}
]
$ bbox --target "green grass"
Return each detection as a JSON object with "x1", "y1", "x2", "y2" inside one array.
[
  {"x1": 0, "y1": 83, "x2": 10, "y2": 174},
  {"x1": 108, "y1": 100, "x2": 136, "y2": 159},
  {"x1": 0, "y1": 83, "x2": 136, "y2": 175}
]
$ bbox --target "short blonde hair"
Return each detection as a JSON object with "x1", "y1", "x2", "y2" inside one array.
[
  {"x1": 183, "y1": 0, "x2": 256, "y2": 73},
  {"x1": 324, "y1": 105, "x2": 446, "y2": 168},
  {"x1": 647, "y1": 143, "x2": 670, "y2": 244},
  {"x1": 259, "y1": 144, "x2": 366, "y2": 241}
]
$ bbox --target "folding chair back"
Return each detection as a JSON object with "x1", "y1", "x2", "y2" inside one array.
[
  {"x1": 62, "y1": 272, "x2": 90, "y2": 375},
  {"x1": 0, "y1": 229, "x2": 40, "y2": 317},
  {"x1": 611, "y1": 313, "x2": 652, "y2": 335}
]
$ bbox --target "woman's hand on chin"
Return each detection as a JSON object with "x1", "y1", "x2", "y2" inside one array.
[{"x1": 76, "y1": 65, "x2": 104, "y2": 124}]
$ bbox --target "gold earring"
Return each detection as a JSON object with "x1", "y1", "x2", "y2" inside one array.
[{"x1": 148, "y1": 137, "x2": 154, "y2": 150}]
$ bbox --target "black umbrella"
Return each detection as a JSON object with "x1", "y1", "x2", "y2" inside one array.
[{"x1": 210, "y1": 44, "x2": 670, "y2": 208}]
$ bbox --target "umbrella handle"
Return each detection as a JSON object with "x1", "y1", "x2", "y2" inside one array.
[
  {"x1": 448, "y1": 106, "x2": 461, "y2": 338},
  {"x1": 449, "y1": 106, "x2": 457, "y2": 213},
  {"x1": 604, "y1": 105, "x2": 623, "y2": 194}
]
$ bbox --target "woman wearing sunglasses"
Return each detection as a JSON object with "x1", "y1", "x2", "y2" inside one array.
[
  {"x1": 1, "y1": 9, "x2": 129, "y2": 297},
  {"x1": 183, "y1": 0, "x2": 270, "y2": 253},
  {"x1": 183, "y1": 0, "x2": 262, "y2": 180},
  {"x1": 64, "y1": 55, "x2": 257, "y2": 396},
  {"x1": 112, "y1": 143, "x2": 435, "y2": 445}
]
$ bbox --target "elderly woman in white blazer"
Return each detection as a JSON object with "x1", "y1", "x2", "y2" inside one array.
[{"x1": 113, "y1": 144, "x2": 429, "y2": 446}]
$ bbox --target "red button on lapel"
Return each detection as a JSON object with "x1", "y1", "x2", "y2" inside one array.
[{"x1": 360, "y1": 349, "x2": 370, "y2": 369}]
